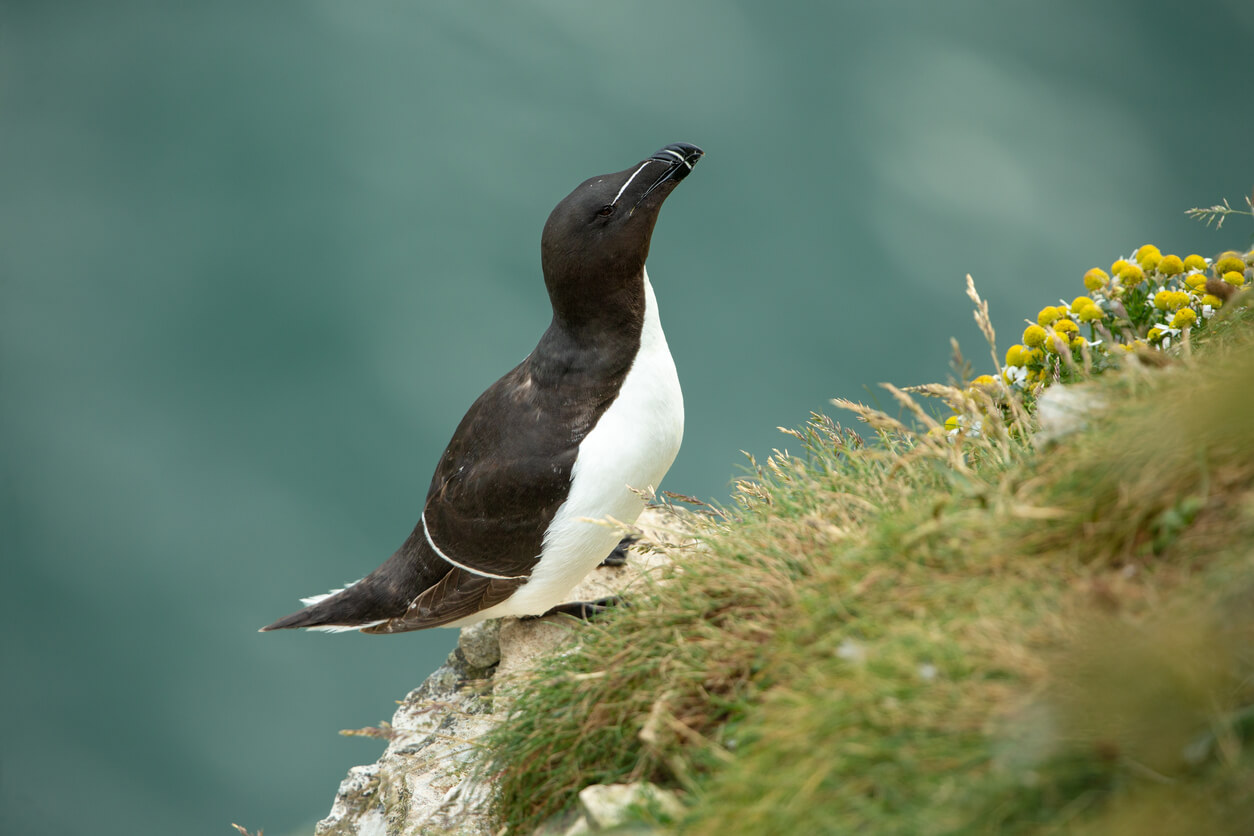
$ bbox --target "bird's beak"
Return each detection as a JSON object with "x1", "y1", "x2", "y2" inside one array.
[{"x1": 632, "y1": 142, "x2": 704, "y2": 211}]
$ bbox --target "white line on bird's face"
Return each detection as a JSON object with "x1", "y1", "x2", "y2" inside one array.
[{"x1": 610, "y1": 161, "x2": 657, "y2": 207}]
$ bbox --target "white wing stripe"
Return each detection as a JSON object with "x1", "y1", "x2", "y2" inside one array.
[{"x1": 421, "y1": 511, "x2": 530, "y2": 580}]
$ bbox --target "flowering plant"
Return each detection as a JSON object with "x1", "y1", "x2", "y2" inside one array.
[
  {"x1": 999, "y1": 245, "x2": 1252, "y2": 392},
  {"x1": 933, "y1": 244, "x2": 1251, "y2": 441}
]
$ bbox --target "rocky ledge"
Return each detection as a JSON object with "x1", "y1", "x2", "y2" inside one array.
[{"x1": 313, "y1": 511, "x2": 680, "y2": 836}]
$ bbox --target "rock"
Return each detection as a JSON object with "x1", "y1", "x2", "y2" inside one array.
[
  {"x1": 314, "y1": 646, "x2": 498, "y2": 836},
  {"x1": 1035, "y1": 384, "x2": 1103, "y2": 447},
  {"x1": 311, "y1": 510, "x2": 679, "y2": 836},
  {"x1": 577, "y1": 782, "x2": 684, "y2": 831},
  {"x1": 458, "y1": 618, "x2": 501, "y2": 669},
  {"x1": 314, "y1": 765, "x2": 385, "y2": 836}
]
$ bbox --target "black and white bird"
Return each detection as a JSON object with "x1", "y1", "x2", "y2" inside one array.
[{"x1": 262, "y1": 142, "x2": 703, "y2": 634}]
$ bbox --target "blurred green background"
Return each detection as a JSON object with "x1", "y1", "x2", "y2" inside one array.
[{"x1": 2, "y1": 1, "x2": 1250, "y2": 833}]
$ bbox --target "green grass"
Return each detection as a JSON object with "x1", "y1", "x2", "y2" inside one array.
[{"x1": 478, "y1": 295, "x2": 1254, "y2": 835}]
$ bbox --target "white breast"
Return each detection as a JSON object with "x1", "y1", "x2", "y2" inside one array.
[{"x1": 463, "y1": 268, "x2": 684, "y2": 620}]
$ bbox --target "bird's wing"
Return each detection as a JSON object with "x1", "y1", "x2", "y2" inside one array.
[
  {"x1": 417, "y1": 360, "x2": 605, "y2": 581},
  {"x1": 360, "y1": 567, "x2": 522, "y2": 633}
]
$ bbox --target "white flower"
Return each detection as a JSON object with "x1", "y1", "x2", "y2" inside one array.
[
  {"x1": 946, "y1": 416, "x2": 983, "y2": 438},
  {"x1": 1154, "y1": 322, "x2": 1181, "y2": 349}
]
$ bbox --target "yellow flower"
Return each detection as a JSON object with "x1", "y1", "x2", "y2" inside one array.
[
  {"x1": 1083, "y1": 268, "x2": 1109, "y2": 290},
  {"x1": 1183, "y1": 254, "x2": 1208, "y2": 272},
  {"x1": 1071, "y1": 335, "x2": 1087, "y2": 349},
  {"x1": 1077, "y1": 305, "x2": 1105, "y2": 322},
  {"x1": 1201, "y1": 293, "x2": 1224, "y2": 308},
  {"x1": 1023, "y1": 324, "x2": 1047, "y2": 347},
  {"x1": 1053, "y1": 319, "x2": 1079, "y2": 335},
  {"x1": 1111, "y1": 258, "x2": 1131, "y2": 275},
  {"x1": 1215, "y1": 255, "x2": 1245, "y2": 275},
  {"x1": 1025, "y1": 348, "x2": 1044, "y2": 364},
  {"x1": 1154, "y1": 290, "x2": 1189, "y2": 311},
  {"x1": 944, "y1": 415, "x2": 960, "y2": 432},
  {"x1": 1071, "y1": 295, "x2": 1094, "y2": 312},
  {"x1": 1170, "y1": 308, "x2": 1197, "y2": 328},
  {"x1": 1135, "y1": 244, "x2": 1162, "y2": 270},
  {"x1": 1147, "y1": 326, "x2": 1165, "y2": 341},
  {"x1": 1005, "y1": 344, "x2": 1027, "y2": 366},
  {"x1": 970, "y1": 374, "x2": 996, "y2": 389},
  {"x1": 1037, "y1": 306, "x2": 1063, "y2": 326},
  {"x1": 1222, "y1": 271, "x2": 1246, "y2": 286},
  {"x1": 1045, "y1": 334, "x2": 1070, "y2": 354},
  {"x1": 1157, "y1": 254, "x2": 1184, "y2": 275},
  {"x1": 1185, "y1": 273, "x2": 1208, "y2": 289},
  {"x1": 1117, "y1": 263, "x2": 1145, "y2": 284}
]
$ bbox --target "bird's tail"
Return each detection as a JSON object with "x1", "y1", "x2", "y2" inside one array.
[{"x1": 260, "y1": 549, "x2": 419, "y2": 632}]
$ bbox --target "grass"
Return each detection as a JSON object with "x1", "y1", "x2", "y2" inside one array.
[{"x1": 478, "y1": 281, "x2": 1254, "y2": 834}]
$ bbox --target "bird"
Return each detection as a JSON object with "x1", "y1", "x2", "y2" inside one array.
[{"x1": 262, "y1": 142, "x2": 703, "y2": 634}]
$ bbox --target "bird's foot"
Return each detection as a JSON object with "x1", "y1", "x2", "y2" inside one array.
[
  {"x1": 527, "y1": 596, "x2": 627, "y2": 621},
  {"x1": 600, "y1": 535, "x2": 638, "y2": 567}
]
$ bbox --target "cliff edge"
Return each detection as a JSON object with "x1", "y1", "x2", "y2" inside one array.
[{"x1": 313, "y1": 510, "x2": 675, "y2": 836}]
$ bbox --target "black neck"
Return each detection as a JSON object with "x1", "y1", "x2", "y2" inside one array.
[{"x1": 529, "y1": 276, "x2": 645, "y2": 387}]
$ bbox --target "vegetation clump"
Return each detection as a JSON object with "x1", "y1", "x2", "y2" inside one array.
[
  {"x1": 997, "y1": 244, "x2": 1252, "y2": 393},
  {"x1": 478, "y1": 241, "x2": 1254, "y2": 835}
]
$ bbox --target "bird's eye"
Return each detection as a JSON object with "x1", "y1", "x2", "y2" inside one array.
[{"x1": 596, "y1": 204, "x2": 615, "y2": 217}]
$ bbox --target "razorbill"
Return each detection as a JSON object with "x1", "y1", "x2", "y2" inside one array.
[{"x1": 262, "y1": 142, "x2": 703, "y2": 634}]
